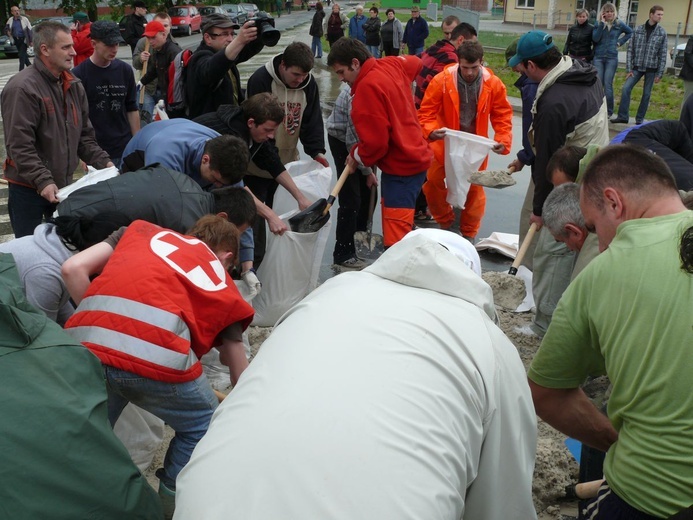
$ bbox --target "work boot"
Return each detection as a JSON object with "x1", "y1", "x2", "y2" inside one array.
[{"x1": 158, "y1": 480, "x2": 176, "y2": 520}]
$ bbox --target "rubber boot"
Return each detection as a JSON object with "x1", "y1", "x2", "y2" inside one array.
[{"x1": 158, "y1": 481, "x2": 176, "y2": 520}]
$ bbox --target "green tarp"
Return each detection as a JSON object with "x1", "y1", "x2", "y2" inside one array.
[{"x1": 0, "y1": 254, "x2": 162, "y2": 519}]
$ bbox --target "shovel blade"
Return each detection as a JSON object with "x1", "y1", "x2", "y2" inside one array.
[
  {"x1": 354, "y1": 231, "x2": 384, "y2": 260},
  {"x1": 289, "y1": 199, "x2": 330, "y2": 233}
]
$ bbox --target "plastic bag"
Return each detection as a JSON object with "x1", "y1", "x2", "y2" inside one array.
[
  {"x1": 113, "y1": 404, "x2": 165, "y2": 473},
  {"x1": 443, "y1": 129, "x2": 496, "y2": 208},
  {"x1": 55, "y1": 165, "x2": 120, "y2": 202},
  {"x1": 252, "y1": 160, "x2": 332, "y2": 326}
]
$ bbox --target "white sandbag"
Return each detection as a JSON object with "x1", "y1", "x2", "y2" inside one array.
[
  {"x1": 252, "y1": 160, "x2": 332, "y2": 326},
  {"x1": 475, "y1": 232, "x2": 520, "y2": 259},
  {"x1": 55, "y1": 165, "x2": 120, "y2": 203},
  {"x1": 113, "y1": 404, "x2": 165, "y2": 473},
  {"x1": 443, "y1": 129, "x2": 496, "y2": 208}
]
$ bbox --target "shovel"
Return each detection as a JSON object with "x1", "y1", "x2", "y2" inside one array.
[
  {"x1": 484, "y1": 223, "x2": 538, "y2": 311},
  {"x1": 470, "y1": 164, "x2": 517, "y2": 189},
  {"x1": 354, "y1": 184, "x2": 384, "y2": 260},
  {"x1": 289, "y1": 165, "x2": 351, "y2": 233},
  {"x1": 508, "y1": 222, "x2": 538, "y2": 275},
  {"x1": 138, "y1": 40, "x2": 152, "y2": 126}
]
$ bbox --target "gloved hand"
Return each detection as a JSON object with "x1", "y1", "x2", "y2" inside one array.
[
  {"x1": 241, "y1": 269, "x2": 262, "y2": 299},
  {"x1": 136, "y1": 81, "x2": 143, "y2": 90}
]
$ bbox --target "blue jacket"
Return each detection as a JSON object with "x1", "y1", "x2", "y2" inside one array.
[
  {"x1": 121, "y1": 119, "x2": 255, "y2": 263},
  {"x1": 349, "y1": 14, "x2": 366, "y2": 43},
  {"x1": 592, "y1": 20, "x2": 632, "y2": 59},
  {"x1": 403, "y1": 17, "x2": 429, "y2": 50}
]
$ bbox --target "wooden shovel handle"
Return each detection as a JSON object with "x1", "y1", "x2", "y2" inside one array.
[
  {"x1": 138, "y1": 39, "x2": 150, "y2": 105},
  {"x1": 509, "y1": 222, "x2": 538, "y2": 275},
  {"x1": 322, "y1": 164, "x2": 352, "y2": 215}
]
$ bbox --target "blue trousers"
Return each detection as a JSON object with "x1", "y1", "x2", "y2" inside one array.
[
  {"x1": 104, "y1": 365, "x2": 218, "y2": 491},
  {"x1": 617, "y1": 69, "x2": 656, "y2": 124},
  {"x1": 593, "y1": 55, "x2": 618, "y2": 116},
  {"x1": 367, "y1": 44, "x2": 380, "y2": 58},
  {"x1": 311, "y1": 35, "x2": 322, "y2": 57},
  {"x1": 8, "y1": 183, "x2": 56, "y2": 238}
]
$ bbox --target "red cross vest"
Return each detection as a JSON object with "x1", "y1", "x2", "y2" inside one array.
[{"x1": 65, "y1": 220, "x2": 254, "y2": 383}]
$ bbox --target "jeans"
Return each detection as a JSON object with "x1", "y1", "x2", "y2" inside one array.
[
  {"x1": 104, "y1": 365, "x2": 218, "y2": 490},
  {"x1": 408, "y1": 45, "x2": 423, "y2": 56},
  {"x1": 137, "y1": 88, "x2": 155, "y2": 117},
  {"x1": 617, "y1": 69, "x2": 656, "y2": 123},
  {"x1": 367, "y1": 44, "x2": 380, "y2": 58},
  {"x1": 14, "y1": 36, "x2": 31, "y2": 70},
  {"x1": 8, "y1": 183, "x2": 57, "y2": 238},
  {"x1": 311, "y1": 35, "x2": 323, "y2": 57},
  {"x1": 593, "y1": 55, "x2": 618, "y2": 116}
]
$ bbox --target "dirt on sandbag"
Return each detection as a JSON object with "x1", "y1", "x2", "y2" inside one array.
[
  {"x1": 482, "y1": 271, "x2": 527, "y2": 310},
  {"x1": 470, "y1": 169, "x2": 517, "y2": 188}
]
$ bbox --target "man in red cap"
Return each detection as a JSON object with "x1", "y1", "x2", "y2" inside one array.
[{"x1": 138, "y1": 19, "x2": 181, "y2": 103}]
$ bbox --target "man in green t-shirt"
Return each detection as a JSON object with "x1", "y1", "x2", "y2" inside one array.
[{"x1": 528, "y1": 144, "x2": 693, "y2": 519}]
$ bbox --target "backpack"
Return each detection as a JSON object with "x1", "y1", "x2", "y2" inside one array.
[{"x1": 166, "y1": 49, "x2": 193, "y2": 117}]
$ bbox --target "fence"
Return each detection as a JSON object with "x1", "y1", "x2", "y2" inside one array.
[{"x1": 441, "y1": 5, "x2": 480, "y2": 30}]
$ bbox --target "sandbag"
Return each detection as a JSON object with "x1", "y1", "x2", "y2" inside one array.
[
  {"x1": 55, "y1": 165, "x2": 120, "y2": 202},
  {"x1": 252, "y1": 160, "x2": 332, "y2": 326},
  {"x1": 443, "y1": 129, "x2": 496, "y2": 208},
  {"x1": 113, "y1": 404, "x2": 166, "y2": 473}
]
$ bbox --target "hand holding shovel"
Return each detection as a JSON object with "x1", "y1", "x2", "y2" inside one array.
[{"x1": 288, "y1": 164, "x2": 352, "y2": 233}]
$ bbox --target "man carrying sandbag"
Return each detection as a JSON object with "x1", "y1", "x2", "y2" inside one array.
[{"x1": 418, "y1": 40, "x2": 512, "y2": 241}]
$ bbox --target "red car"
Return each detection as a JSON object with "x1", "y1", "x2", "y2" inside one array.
[{"x1": 168, "y1": 5, "x2": 202, "y2": 36}]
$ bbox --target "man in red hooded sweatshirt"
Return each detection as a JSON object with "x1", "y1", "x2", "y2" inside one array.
[{"x1": 327, "y1": 37, "x2": 432, "y2": 247}]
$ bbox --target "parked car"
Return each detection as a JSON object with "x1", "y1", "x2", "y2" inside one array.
[
  {"x1": 671, "y1": 42, "x2": 687, "y2": 69},
  {"x1": 199, "y1": 5, "x2": 228, "y2": 17},
  {"x1": 220, "y1": 4, "x2": 248, "y2": 25},
  {"x1": 239, "y1": 3, "x2": 259, "y2": 17},
  {"x1": 0, "y1": 33, "x2": 35, "y2": 59},
  {"x1": 33, "y1": 15, "x2": 74, "y2": 27},
  {"x1": 307, "y1": 0, "x2": 318, "y2": 10},
  {"x1": 118, "y1": 12, "x2": 155, "y2": 44},
  {"x1": 168, "y1": 5, "x2": 202, "y2": 36}
]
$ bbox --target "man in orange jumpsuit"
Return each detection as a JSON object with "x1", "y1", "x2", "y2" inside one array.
[{"x1": 419, "y1": 40, "x2": 513, "y2": 239}]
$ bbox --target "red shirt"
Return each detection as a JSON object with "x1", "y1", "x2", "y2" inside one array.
[{"x1": 350, "y1": 56, "x2": 432, "y2": 176}]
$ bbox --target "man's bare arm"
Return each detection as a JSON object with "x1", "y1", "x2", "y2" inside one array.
[{"x1": 528, "y1": 380, "x2": 618, "y2": 452}]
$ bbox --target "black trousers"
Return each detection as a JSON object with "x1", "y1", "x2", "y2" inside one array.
[{"x1": 328, "y1": 134, "x2": 374, "y2": 263}]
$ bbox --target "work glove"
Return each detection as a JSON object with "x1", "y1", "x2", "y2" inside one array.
[{"x1": 241, "y1": 269, "x2": 262, "y2": 300}]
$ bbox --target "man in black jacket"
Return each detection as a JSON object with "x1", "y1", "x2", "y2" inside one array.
[
  {"x1": 122, "y1": 0, "x2": 147, "y2": 53},
  {"x1": 186, "y1": 14, "x2": 263, "y2": 119},
  {"x1": 195, "y1": 93, "x2": 312, "y2": 265}
]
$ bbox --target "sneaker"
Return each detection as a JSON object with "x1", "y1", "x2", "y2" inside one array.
[
  {"x1": 414, "y1": 210, "x2": 432, "y2": 222},
  {"x1": 333, "y1": 256, "x2": 366, "y2": 270}
]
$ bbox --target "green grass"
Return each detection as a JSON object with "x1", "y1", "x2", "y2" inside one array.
[{"x1": 425, "y1": 24, "x2": 682, "y2": 121}]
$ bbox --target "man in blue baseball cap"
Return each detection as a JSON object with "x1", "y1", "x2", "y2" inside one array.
[{"x1": 508, "y1": 29, "x2": 609, "y2": 337}]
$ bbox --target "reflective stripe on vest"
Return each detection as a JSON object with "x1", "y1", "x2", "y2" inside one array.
[{"x1": 68, "y1": 294, "x2": 198, "y2": 372}]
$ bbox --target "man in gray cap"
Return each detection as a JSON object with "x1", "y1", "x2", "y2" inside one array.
[
  {"x1": 186, "y1": 13, "x2": 263, "y2": 118},
  {"x1": 73, "y1": 20, "x2": 139, "y2": 165},
  {"x1": 507, "y1": 30, "x2": 608, "y2": 336}
]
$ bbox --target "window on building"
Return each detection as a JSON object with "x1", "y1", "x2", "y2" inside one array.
[{"x1": 516, "y1": 0, "x2": 535, "y2": 8}]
